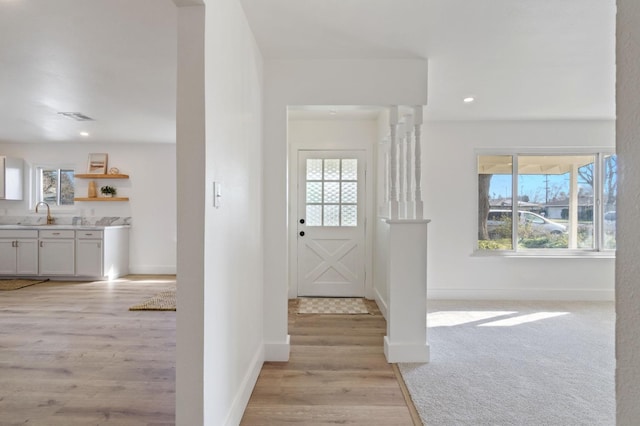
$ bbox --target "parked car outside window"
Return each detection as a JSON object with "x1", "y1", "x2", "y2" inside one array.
[{"x1": 487, "y1": 210, "x2": 567, "y2": 238}]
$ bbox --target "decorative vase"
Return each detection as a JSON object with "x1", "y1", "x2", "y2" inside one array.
[{"x1": 88, "y1": 181, "x2": 97, "y2": 198}]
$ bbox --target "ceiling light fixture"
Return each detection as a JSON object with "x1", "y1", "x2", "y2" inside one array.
[
  {"x1": 58, "y1": 112, "x2": 95, "y2": 121},
  {"x1": 80, "y1": 131, "x2": 90, "y2": 137},
  {"x1": 463, "y1": 97, "x2": 475, "y2": 103}
]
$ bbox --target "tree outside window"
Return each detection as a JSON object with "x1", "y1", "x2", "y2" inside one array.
[{"x1": 38, "y1": 168, "x2": 74, "y2": 206}]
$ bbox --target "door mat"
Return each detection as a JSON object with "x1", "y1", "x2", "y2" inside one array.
[
  {"x1": 0, "y1": 279, "x2": 49, "y2": 291},
  {"x1": 298, "y1": 297, "x2": 369, "y2": 314},
  {"x1": 129, "y1": 290, "x2": 176, "y2": 311}
]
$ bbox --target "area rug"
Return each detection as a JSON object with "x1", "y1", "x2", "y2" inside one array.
[
  {"x1": 129, "y1": 290, "x2": 176, "y2": 311},
  {"x1": 298, "y1": 297, "x2": 369, "y2": 314},
  {"x1": 0, "y1": 278, "x2": 49, "y2": 291}
]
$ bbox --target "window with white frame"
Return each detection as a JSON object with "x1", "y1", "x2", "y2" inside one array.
[
  {"x1": 34, "y1": 167, "x2": 75, "y2": 206},
  {"x1": 477, "y1": 153, "x2": 616, "y2": 252}
]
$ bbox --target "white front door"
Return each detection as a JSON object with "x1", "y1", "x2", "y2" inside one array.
[{"x1": 297, "y1": 150, "x2": 366, "y2": 297}]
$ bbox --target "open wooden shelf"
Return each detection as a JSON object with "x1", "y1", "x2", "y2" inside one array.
[
  {"x1": 75, "y1": 174, "x2": 129, "y2": 179},
  {"x1": 74, "y1": 197, "x2": 130, "y2": 202}
]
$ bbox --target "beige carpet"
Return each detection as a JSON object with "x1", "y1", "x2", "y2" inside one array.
[
  {"x1": 0, "y1": 278, "x2": 49, "y2": 291},
  {"x1": 298, "y1": 297, "x2": 369, "y2": 314},
  {"x1": 129, "y1": 290, "x2": 176, "y2": 311},
  {"x1": 399, "y1": 300, "x2": 615, "y2": 426}
]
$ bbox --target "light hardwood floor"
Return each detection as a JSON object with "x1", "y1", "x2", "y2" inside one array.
[
  {"x1": 1, "y1": 279, "x2": 417, "y2": 425},
  {"x1": 0, "y1": 276, "x2": 176, "y2": 426},
  {"x1": 242, "y1": 299, "x2": 419, "y2": 426}
]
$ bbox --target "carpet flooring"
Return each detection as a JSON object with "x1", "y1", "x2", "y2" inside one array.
[
  {"x1": 129, "y1": 289, "x2": 176, "y2": 311},
  {"x1": 298, "y1": 297, "x2": 369, "y2": 314},
  {"x1": 0, "y1": 279, "x2": 49, "y2": 291},
  {"x1": 399, "y1": 300, "x2": 615, "y2": 426}
]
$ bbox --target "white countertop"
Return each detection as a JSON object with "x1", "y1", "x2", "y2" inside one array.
[{"x1": 0, "y1": 224, "x2": 130, "y2": 230}]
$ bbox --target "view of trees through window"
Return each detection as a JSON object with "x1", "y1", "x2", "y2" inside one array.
[
  {"x1": 478, "y1": 154, "x2": 616, "y2": 251},
  {"x1": 39, "y1": 168, "x2": 74, "y2": 205}
]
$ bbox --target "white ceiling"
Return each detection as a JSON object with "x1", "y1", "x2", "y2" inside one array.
[{"x1": 0, "y1": 0, "x2": 616, "y2": 144}]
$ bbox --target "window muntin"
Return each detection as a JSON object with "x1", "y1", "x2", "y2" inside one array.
[
  {"x1": 36, "y1": 167, "x2": 74, "y2": 207},
  {"x1": 478, "y1": 153, "x2": 615, "y2": 252},
  {"x1": 305, "y1": 158, "x2": 358, "y2": 227}
]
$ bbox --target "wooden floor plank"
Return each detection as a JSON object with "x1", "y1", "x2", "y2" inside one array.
[
  {"x1": 0, "y1": 276, "x2": 176, "y2": 426},
  {"x1": 242, "y1": 299, "x2": 416, "y2": 425}
]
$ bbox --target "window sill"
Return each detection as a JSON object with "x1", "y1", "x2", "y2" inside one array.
[{"x1": 472, "y1": 249, "x2": 615, "y2": 259}]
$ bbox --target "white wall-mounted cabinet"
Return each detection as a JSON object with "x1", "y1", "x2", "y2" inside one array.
[
  {"x1": 0, "y1": 156, "x2": 24, "y2": 200},
  {"x1": 0, "y1": 230, "x2": 38, "y2": 275}
]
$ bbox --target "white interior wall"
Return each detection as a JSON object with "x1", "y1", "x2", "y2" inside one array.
[
  {"x1": 263, "y1": 58, "x2": 429, "y2": 361},
  {"x1": 287, "y1": 118, "x2": 377, "y2": 299},
  {"x1": 203, "y1": 0, "x2": 264, "y2": 424},
  {"x1": 422, "y1": 120, "x2": 615, "y2": 300},
  {"x1": 175, "y1": 3, "x2": 205, "y2": 425},
  {"x1": 616, "y1": 1, "x2": 640, "y2": 423},
  {"x1": 0, "y1": 142, "x2": 176, "y2": 274}
]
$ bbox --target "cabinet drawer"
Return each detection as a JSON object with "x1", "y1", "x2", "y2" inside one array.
[
  {"x1": 0, "y1": 230, "x2": 38, "y2": 239},
  {"x1": 39, "y1": 230, "x2": 75, "y2": 239},
  {"x1": 76, "y1": 230, "x2": 103, "y2": 239}
]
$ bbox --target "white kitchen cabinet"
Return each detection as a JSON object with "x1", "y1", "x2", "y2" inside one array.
[
  {"x1": 0, "y1": 156, "x2": 24, "y2": 200},
  {"x1": 75, "y1": 231, "x2": 103, "y2": 277},
  {"x1": 0, "y1": 230, "x2": 38, "y2": 275},
  {"x1": 39, "y1": 230, "x2": 75, "y2": 276},
  {"x1": 75, "y1": 228, "x2": 129, "y2": 279}
]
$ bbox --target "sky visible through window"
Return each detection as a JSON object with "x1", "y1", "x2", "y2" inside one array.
[{"x1": 490, "y1": 173, "x2": 588, "y2": 202}]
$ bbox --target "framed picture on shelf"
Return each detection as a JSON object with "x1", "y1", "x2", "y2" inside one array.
[{"x1": 87, "y1": 153, "x2": 108, "y2": 174}]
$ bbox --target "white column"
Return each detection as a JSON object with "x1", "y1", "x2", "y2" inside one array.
[
  {"x1": 389, "y1": 106, "x2": 399, "y2": 220},
  {"x1": 414, "y1": 106, "x2": 424, "y2": 220},
  {"x1": 383, "y1": 219, "x2": 430, "y2": 363},
  {"x1": 404, "y1": 114, "x2": 415, "y2": 219},
  {"x1": 397, "y1": 122, "x2": 406, "y2": 219}
]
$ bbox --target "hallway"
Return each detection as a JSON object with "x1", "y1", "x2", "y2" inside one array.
[{"x1": 242, "y1": 299, "x2": 419, "y2": 425}]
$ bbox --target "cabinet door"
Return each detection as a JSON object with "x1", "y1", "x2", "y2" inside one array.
[
  {"x1": 0, "y1": 239, "x2": 17, "y2": 274},
  {"x1": 76, "y1": 239, "x2": 103, "y2": 277},
  {"x1": 39, "y1": 240, "x2": 75, "y2": 275},
  {"x1": 16, "y1": 239, "x2": 38, "y2": 275}
]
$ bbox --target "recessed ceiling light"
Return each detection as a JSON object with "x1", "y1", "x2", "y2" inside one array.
[
  {"x1": 463, "y1": 97, "x2": 475, "y2": 103},
  {"x1": 80, "y1": 131, "x2": 90, "y2": 137}
]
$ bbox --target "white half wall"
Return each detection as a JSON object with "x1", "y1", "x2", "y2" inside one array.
[
  {"x1": 0, "y1": 142, "x2": 176, "y2": 274},
  {"x1": 616, "y1": 1, "x2": 640, "y2": 424},
  {"x1": 422, "y1": 120, "x2": 615, "y2": 300}
]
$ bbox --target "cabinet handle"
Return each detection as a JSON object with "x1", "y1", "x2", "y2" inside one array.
[
  {"x1": 52, "y1": 232, "x2": 60, "y2": 235},
  {"x1": 40, "y1": 241, "x2": 43, "y2": 248},
  {"x1": 14, "y1": 241, "x2": 18, "y2": 248},
  {"x1": 12, "y1": 241, "x2": 16, "y2": 247}
]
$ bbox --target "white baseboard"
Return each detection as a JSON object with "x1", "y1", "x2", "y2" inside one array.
[
  {"x1": 427, "y1": 287, "x2": 615, "y2": 301},
  {"x1": 384, "y1": 337, "x2": 430, "y2": 363},
  {"x1": 223, "y1": 345, "x2": 264, "y2": 426},
  {"x1": 374, "y1": 287, "x2": 388, "y2": 320},
  {"x1": 264, "y1": 335, "x2": 290, "y2": 361},
  {"x1": 129, "y1": 265, "x2": 177, "y2": 275}
]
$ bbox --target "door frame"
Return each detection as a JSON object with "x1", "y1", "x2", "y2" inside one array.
[{"x1": 289, "y1": 142, "x2": 375, "y2": 299}]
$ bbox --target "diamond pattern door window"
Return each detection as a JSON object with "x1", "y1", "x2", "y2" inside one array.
[{"x1": 305, "y1": 158, "x2": 358, "y2": 227}]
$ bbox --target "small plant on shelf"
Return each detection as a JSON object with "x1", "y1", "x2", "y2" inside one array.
[{"x1": 100, "y1": 185, "x2": 117, "y2": 197}]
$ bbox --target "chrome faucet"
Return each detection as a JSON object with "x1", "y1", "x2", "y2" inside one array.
[{"x1": 35, "y1": 202, "x2": 54, "y2": 225}]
